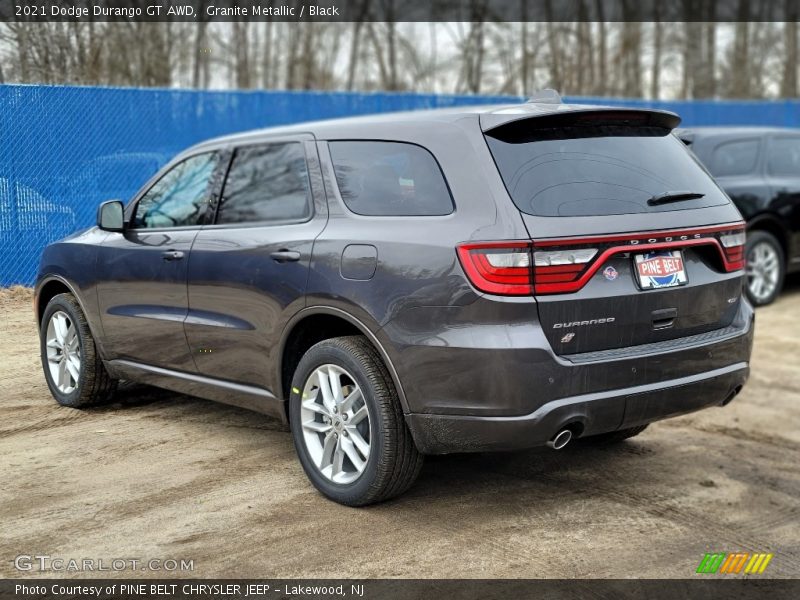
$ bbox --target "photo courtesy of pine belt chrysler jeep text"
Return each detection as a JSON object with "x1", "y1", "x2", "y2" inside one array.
[{"x1": 35, "y1": 98, "x2": 754, "y2": 506}]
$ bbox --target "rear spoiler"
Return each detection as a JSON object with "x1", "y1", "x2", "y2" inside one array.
[{"x1": 481, "y1": 107, "x2": 682, "y2": 139}]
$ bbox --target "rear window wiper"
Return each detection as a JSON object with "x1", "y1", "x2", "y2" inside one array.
[{"x1": 647, "y1": 191, "x2": 706, "y2": 206}]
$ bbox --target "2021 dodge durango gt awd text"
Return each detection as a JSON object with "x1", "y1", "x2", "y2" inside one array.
[{"x1": 36, "y1": 101, "x2": 754, "y2": 506}]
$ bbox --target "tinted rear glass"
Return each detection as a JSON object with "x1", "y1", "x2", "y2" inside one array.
[
  {"x1": 218, "y1": 143, "x2": 310, "y2": 225},
  {"x1": 486, "y1": 123, "x2": 729, "y2": 217},
  {"x1": 767, "y1": 137, "x2": 800, "y2": 175},
  {"x1": 329, "y1": 141, "x2": 453, "y2": 216}
]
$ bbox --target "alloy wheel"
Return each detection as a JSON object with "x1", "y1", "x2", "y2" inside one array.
[
  {"x1": 300, "y1": 364, "x2": 371, "y2": 485},
  {"x1": 746, "y1": 241, "x2": 780, "y2": 304},
  {"x1": 45, "y1": 310, "x2": 81, "y2": 394}
]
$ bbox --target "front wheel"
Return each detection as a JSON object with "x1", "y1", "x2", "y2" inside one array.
[
  {"x1": 289, "y1": 336, "x2": 423, "y2": 506},
  {"x1": 745, "y1": 231, "x2": 785, "y2": 306},
  {"x1": 40, "y1": 293, "x2": 117, "y2": 408}
]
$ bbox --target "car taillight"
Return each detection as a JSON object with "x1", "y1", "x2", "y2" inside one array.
[
  {"x1": 456, "y1": 242, "x2": 532, "y2": 295},
  {"x1": 457, "y1": 223, "x2": 746, "y2": 296},
  {"x1": 719, "y1": 230, "x2": 746, "y2": 271},
  {"x1": 533, "y1": 248, "x2": 597, "y2": 287}
]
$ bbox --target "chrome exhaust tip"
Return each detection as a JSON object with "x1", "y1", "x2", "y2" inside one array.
[
  {"x1": 547, "y1": 429, "x2": 573, "y2": 450},
  {"x1": 720, "y1": 385, "x2": 743, "y2": 407}
]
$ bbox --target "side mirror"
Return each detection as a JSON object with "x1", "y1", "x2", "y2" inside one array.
[{"x1": 97, "y1": 200, "x2": 125, "y2": 232}]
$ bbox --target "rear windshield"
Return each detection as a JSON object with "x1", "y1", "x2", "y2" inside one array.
[{"x1": 485, "y1": 121, "x2": 729, "y2": 217}]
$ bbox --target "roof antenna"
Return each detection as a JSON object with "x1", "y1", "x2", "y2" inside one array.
[{"x1": 526, "y1": 89, "x2": 562, "y2": 104}]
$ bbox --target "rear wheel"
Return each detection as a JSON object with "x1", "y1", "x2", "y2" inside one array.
[
  {"x1": 40, "y1": 293, "x2": 117, "y2": 408},
  {"x1": 745, "y1": 230, "x2": 785, "y2": 306},
  {"x1": 289, "y1": 336, "x2": 422, "y2": 506},
  {"x1": 584, "y1": 425, "x2": 649, "y2": 445}
]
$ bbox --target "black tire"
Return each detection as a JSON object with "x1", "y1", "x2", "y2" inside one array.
[
  {"x1": 584, "y1": 424, "x2": 649, "y2": 445},
  {"x1": 40, "y1": 293, "x2": 117, "y2": 408},
  {"x1": 289, "y1": 336, "x2": 423, "y2": 506},
  {"x1": 744, "y1": 230, "x2": 785, "y2": 307}
]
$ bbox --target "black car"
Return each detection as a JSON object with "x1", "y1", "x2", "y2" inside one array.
[
  {"x1": 35, "y1": 100, "x2": 753, "y2": 506},
  {"x1": 677, "y1": 127, "x2": 800, "y2": 305}
]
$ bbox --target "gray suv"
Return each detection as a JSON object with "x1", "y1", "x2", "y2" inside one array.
[{"x1": 35, "y1": 101, "x2": 754, "y2": 505}]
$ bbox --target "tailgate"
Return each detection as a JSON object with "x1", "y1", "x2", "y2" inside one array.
[
  {"x1": 482, "y1": 108, "x2": 748, "y2": 355},
  {"x1": 523, "y1": 216, "x2": 746, "y2": 355}
]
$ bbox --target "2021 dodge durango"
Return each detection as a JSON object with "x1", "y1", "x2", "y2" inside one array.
[
  {"x1": 36, "y1": 101, "x2": 754, "y2": 506},
  {"x1": 677, "y1": 127, "x2": 800, "y2": 306}
]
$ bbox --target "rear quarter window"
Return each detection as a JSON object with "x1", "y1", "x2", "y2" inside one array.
[
  {"x1": 328, "y1": 141, "x2": 454, "y2": 216},
  {"x1": 710, "y1": 139, "x2": 760, "y2": 176},
  {"x1": 767, "y1": 137, "x2": 800, "y2": 176}
]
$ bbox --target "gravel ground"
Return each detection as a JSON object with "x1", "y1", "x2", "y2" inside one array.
[{"x1": 1, "y1": 281, "x2": 798, "y2": 579}]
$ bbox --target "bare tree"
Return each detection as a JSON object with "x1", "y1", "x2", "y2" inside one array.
[
  {"x1": 0, "y1": 19, "x2": 796, "y2": 101},
  {"x1": 192, "y1": 20, "x2": 210, "y2": 88},
  {"x1": 619, "y1": 1, "x2": 643, "y2": 97},
  {"x1": 782, "y1": 1, "x2": 798, "y2": 97},
  {"x1": 543, "y1": 0, "x2": 562, "y2": 90},
  {"x1": 383, "y1": 1, "x2": 398, "y2": 90},
  {"x1": 574, "y1": 2, "x2": 592, "y2": 95},
  {"x1": 594, "y1": 3, "x2": 608, "y2": 95},
  {"x1": 729, "y1": 0, "x2": 751, "y2": 98},
  {"x1": 346, "y1": 0, "x2": 372, "y2": 91},
  {"x1": 366, "y1": 23, "x2": 391, "y2": 90},
  {"x1": 650, "y1": 9, "x2": 663, "y2": 99},
  {"x1": 702, "y1": 3, "x2": 717, "y2": 97}
]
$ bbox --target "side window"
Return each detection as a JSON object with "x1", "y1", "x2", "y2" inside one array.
[
  {"x1": 217, "y1": 142, "x2": 311, "y2": 225},
  {"x1": 133, "y1": 152, "x2": 218, "y2": 228},
  {"x1": 709, "y1": 139, "x2": 760, "y2": 177},
  {"x1": 328, "y1": 141, "x2": 454, "y2": 216},
  {"x1": 767, "y1": 137, "x2": 800, "y2": 176}
]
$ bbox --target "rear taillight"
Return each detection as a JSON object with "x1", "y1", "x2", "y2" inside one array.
[
  {"x1": 720, "y1": 230, "x2": 746, "y2": 271},
  {"x1": 457, "y1": 223, "x2": 746, "y2": 296},
  {"x1": 533, "y1": 248, "x2": 597, "y2": 287},
  {"x1": 456, "y1": 242, "x2": 532, "y2": 295}
]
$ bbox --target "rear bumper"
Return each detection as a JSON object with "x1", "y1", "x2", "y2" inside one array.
[
  {"x1": 391, "y1": 298, "x2": 754, "y2": 454},
  {"x1": 406, "y1": 362, "x2": 749, "y2": 454}
]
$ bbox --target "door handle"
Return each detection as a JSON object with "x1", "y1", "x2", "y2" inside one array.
[
  {"x1": 270, "y1": 250, "x2": 301, "y2": 263},
  {"x1": 162, "y1": 250, "x2": 185, "y2": 261}
]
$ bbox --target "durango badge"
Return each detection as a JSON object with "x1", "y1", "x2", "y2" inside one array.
[{"x1": 553, "y1": 318, "x2": 615, "y2": 329}]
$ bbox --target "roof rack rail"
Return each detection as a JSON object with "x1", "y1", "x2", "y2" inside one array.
[{"x1": 526, "y1": 89, "x2": 562, "y2": 104}]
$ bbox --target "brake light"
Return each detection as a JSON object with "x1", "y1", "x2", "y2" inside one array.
[
  {"x1": 720, "y1": 230, "x2": 746, "y2": 271},
  {"x1": 457, "y1": 224, "x2": 745, "y2": 296},
  {"x1": 456, "y1": 242, "x2": 532, "y2": 295},
  {"x1": 532, "y1": 248, "x2": 597, "y2": 285}
]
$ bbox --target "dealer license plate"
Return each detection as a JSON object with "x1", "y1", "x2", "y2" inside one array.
[{"x1": 634, "y1": 250, "x2": 688, "y2": 289}]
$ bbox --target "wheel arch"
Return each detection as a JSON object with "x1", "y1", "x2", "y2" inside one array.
[
  {"x1": 35, "y1": 276, "x2": 83, "y2": 327},
  {"x1": 34, "y1": 274, "x2": 110, "y2": 358},
  {"x1": 278, "y1": 306, "x2": 410, "y2": 419},
  {"x1": 746, "y1": 213, "x2": 789, "y2": 258}
]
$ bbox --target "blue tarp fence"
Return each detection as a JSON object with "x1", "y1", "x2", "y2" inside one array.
[{"x1": 2, "y1": 83, "x2": 799, "y2": 285}]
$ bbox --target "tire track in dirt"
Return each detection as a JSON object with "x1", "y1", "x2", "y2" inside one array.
[
  {"x1": 481, "y1": 447, "x2": 800, "y2": 575},
  {"x1": 0, "y1": 406, "x2": 85, "y2": 437}
]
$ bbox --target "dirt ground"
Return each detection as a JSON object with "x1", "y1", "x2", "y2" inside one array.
[{"x1": 1, "y1": 281, "x2": 798, "y2": 579}]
